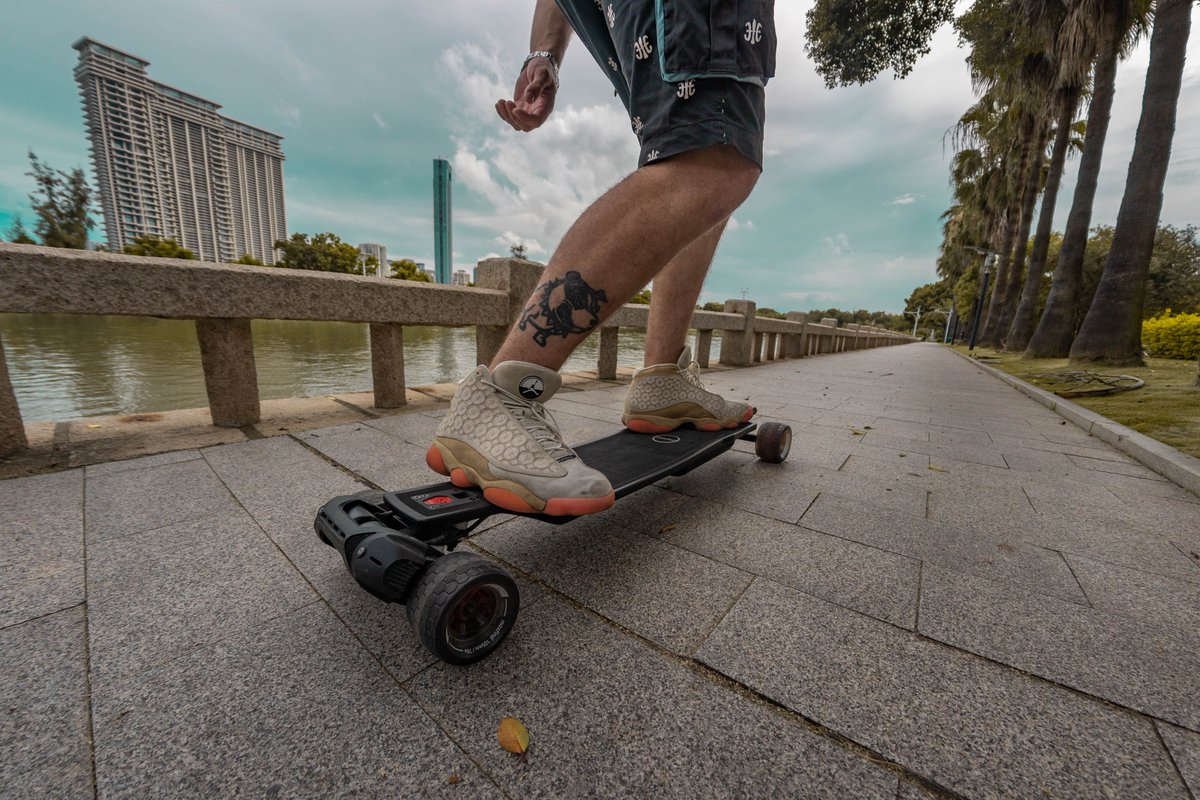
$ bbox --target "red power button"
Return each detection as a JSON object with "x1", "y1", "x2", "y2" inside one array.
[{"x1": 423, "y1": 495, "x2": 453, "y2": 505}]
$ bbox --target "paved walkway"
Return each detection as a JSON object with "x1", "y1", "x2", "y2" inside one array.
[{"x1": 3, "y1": 343, "x2": 1199, "y2": 799}]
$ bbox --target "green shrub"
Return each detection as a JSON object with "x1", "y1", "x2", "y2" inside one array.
[{"x1": 1142, "y1": 311, "x2": 1200, "y2": 359}]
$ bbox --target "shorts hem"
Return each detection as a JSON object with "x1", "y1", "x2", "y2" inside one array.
[{"x1": 637, "y1": 118, "x2": 763, "y2": 170}]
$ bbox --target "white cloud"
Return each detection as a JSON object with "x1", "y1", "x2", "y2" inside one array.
[
  {"x1": 727, "y1": 217, "x2": 756, "y2": 232},
  {"x1": 823, "y1": 232, "x2": 852, "y2": 256},
  {"x1": 372, "y1": 112, "x2": 390, "y2": 130},
  {"x1": 888, "y1": 193, "x2": 917, "y2": 205},
  {"x1": 495, "y1": 230, "x2": 546, "y2": 254},
  {"x1": 442, "y1": 40, "x2": 638, "y2": 253}
]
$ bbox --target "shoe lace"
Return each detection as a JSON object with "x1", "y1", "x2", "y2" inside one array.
[
  {"x1": 482, "y1": 379, "x2": 575, "y2": 461},
  {"x1": 683, "y1": 361, "x2": 705, "y2": 390}
]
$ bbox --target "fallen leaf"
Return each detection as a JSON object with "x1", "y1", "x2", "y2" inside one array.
[
  {"x1": 898, "y1": 453, "x2": 907, "y2": 458},
  {"x1": 497, "y1": 716, "x2": 529, "y2": 754},
  {"x1": 87, "y1": 424, "x2": 102, "y2": 429},
  {"x1": 448, "y1": 774, "x2": 460, "y2": 785},
  {"x1": 659, "y1": 523, "x2": 677, "y2": 534},
  {"x1": 928, "y1": 464, "x2": 949, "y2": 473},
  {"x1": 863, "y1": 425, "x2": 873, "y2": 430},
  {"x1": 851, "y1": 429, "x2": 866, "y2": 436}
]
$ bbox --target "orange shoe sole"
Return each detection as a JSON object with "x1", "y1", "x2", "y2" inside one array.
[
  {"x1": 623, "y1": 406, "x2": 756, "y2": 434},
  {"x1": 425, "y1": 444, "x2": 615, "y2": 517}
]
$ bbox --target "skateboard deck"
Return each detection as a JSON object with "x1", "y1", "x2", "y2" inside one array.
[{"x1": 386, "y1": 422, "x2": 754, "y2": 526}]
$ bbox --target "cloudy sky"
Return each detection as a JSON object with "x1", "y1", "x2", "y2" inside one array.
[{"x1": 1, "y1": 1, "x2": 1197, "y2": 312}]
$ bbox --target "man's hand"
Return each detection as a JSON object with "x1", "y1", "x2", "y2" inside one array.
[{"x1": 496, "y1": 59, "x2": 557, "y2": 132}]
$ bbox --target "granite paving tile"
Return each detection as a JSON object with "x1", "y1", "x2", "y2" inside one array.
[
  {"x1": 918, "y1": 563, "x2": 1200, "y2": 730},
  {"x1": 878, "y1": 407, "x2": 933, "y2": 424},
  {"x1": 651, "y1": 497, "x2": 920, "y2": 627},
  {"x1": 697, "y1": 578, "x2": 1187, "y2": 800},
  {"x1": 86, "y1": 509, "x2": 316, "y2": 682},
  {"x1": 1066, "y1": 452, "x2": 1171, "y2": 481},
  {"x1": 85, "y1": 457, "x2": 240, "y2": 543},
  {"x1": 925, "y1": 425, "x2": 993, "y2": 446},
  {"x1": 202, "y1": 436, "x2": 368, "y2": 577},
  {"x1": 0, "y1": 607, "x2": 92, "y2": 800},
  {"x1": 297, "y1": 423, "x2": 437, "y2": 490},
  {"x1": 926, "y1": 483, "x2": 1038, "y2": 529},
  {"x1": 800, "y1": 493, "x2": 1086, "y2": 603},
  {"x1": 658, "y1": 449, "x2": 820, "y2": 523},
  {"x1": 0, "y1": 471, "x2": 84, "y2": 629},
  {"x1": 471, "y1": 515, "x2": 752, "y2": 655},
  {"x1": 1157, "y1": 722, "x2": 1200, "y2": 798},
  {"x1": 0, "y1": 468, "x2": 83, "y2": 536},
  {"x1": 90, "y1": 603, "x2": 493, "y2": 799},
  {"x1": 362, "y1": 409, "x2": 444, "y2": 447},
  {"x1": 1066, "y1": 553, "x2": 1200, "y2": 632},
  {"x1": 860, "y1": 430, "x2": 1009, "y2": 468},
  {"x1": 989, "y1": 432, "x2": 1135, "y2": 462},
  {"x1": 406, "y1": 596, "x2": 899, "y2": 799},
  {"x1": 83, "y1": 448, "x2": 202, "y2": 478}
]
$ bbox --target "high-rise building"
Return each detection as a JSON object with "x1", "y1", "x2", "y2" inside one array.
[
  {"x1": 358, "y1": 243, "x2": 387, "y2": 277},
  {"x1": 433, "y1": 158, "x2": 452, "y2": 284},
  {"x1": 72, "y1": 37, "x2": 287, "y2": 264},
  {"x1": 451, "y1": 269, "x2": 472, "y2": 286}
]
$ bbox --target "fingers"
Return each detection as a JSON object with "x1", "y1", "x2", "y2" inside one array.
[
  {"x1": 495, "y1": 64, "x2": 556, "y2": 132},
  {"x1": 495, "y1": 99, "x2": 539, "y2": 132}
]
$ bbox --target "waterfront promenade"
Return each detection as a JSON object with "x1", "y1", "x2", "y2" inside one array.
[{"x1": 2, "y1": 343, "x2": 1199, "y2": 798}]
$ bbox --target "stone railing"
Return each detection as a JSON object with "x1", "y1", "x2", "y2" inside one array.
[{"x1": 0, "y1": 243, "x2": 915, "y2": 454}]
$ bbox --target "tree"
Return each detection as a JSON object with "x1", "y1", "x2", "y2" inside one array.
[
  {"x1": 123, "y1": 235, "x2": 195, "y2": 259},
  {"x1": 1072, "y1": 0, "x2": 1194, "y2": 365},
  {"x1": 628, "y1": 288, "x2": 651, "y2": 304},
  {"x1": 1144, "y1": 225, "x2": 1200, "y2": 317},
  {"x1": 234, "y1": 253, "x2": 264, "y2": 265},
  {"x1": 509, "y1": 242, "x2": 527, "y2": 259},
  {"x1": 4, "y1": 216, "x2": 35, "y2": 244},
  {"x1": 805, "y1": 0, "x2": 955, "y2": 87},
  {"x1": 700, "y1": 301, "x2": 726, "y2": 312},
  {"x1": 25, "y1": 151, "x2": 94, "y2": 249},
  {"x1": 757, "y1": 307, "x2": 786, "y2": 319},
  {"x1": 389, "y1": 258, "x2": 432, "y2": 283},
  {"x1": 1025, "y1": 0, "x2": 1153, "y2": 357},
  {"x1": 273, "y1": 232, "x2": 363, "y2": 273},
  {"x1": 1006, "y1": 0, "x2": 1095, "y2": 351}
]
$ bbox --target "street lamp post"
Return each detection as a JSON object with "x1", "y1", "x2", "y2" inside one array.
[{"x1": 965, "y1": 248, "x2": 998, "y2": 352}]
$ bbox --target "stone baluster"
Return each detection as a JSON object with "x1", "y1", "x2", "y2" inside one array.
[
  {"x1": 719, "y1": 300, "x2": 756, "y2": 367},
  {"x1": 370, "y1": 322, "x2": 406, "y2": 407},
  {"x1": 195, "y1": 318, "x2": 260, "y2": 427}
]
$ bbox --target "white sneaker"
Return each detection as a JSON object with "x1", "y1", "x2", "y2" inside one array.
[
  {"x1": 426, "y1": 362, "x2": 615, "y2": 516},
  {"x1": 622, "y1": 346, "x2": 756, "y2": 434}
]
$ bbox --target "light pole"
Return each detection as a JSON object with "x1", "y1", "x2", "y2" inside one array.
[
  {"x1": 965, "y1": 247, "x2": 998, "y2": 352},
  {"x1": 906, "y1": 304, "x2": 924, "y2": 337}
]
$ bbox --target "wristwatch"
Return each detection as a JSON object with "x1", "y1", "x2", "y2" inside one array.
[{"x1": 522, "y1": 50, "x2": 560, "y2": 88}]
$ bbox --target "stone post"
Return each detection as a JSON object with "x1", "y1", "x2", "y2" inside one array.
[
  {"x1": 369, "y1": 322, "x2": 406, "y2": 408},
  {"x1": 846, "y1": 324, "x2": 860, "y2": 350},
  {"x1": 473, "y1": 257, "x2": 543, "y2": 366},
  {"x1": 195, "y1": 318, "x2": 260, "y2": 427},
  {"x1": 752, "y1": 333, "x2": 764, "y2": 363},
  {"x1": 766, "y1": 332, "x2": 778, "y2": 361},
  {"x1": 598, "y1": 326, "x2": 619, "y2": 380},
  {"x1": 718, "y1": 300, "x2": 756, "y2": 367},
  {"x1": 0, "y1": 333, "x2": 27, "y2": 454},
  {"x1": 696, "y1": 330, "x2": 713, "y2": 368},
  {"x1": 820, "y1": 319, "x2": 838, "y2": 354},
  {"x1": 785, "y1": 312, "x2": 807, "y2": 358}
]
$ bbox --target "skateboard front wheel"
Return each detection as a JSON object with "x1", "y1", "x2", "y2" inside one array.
[
  {"x1": 754, "y1": 422, "x2": 792, "y2": 463},
  {"x1": 406, "y1": 551, "x2": 520, "y2": 665}
]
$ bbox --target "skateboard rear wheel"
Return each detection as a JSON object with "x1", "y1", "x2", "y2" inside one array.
[
  {"x1": 406, "y1": 551, "x2": 519, "y2": 665},
  {"x1": 754, "y1": 422, "x2": 792, "y2": 463}
]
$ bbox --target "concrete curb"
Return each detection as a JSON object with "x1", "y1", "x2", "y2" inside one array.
[{"x1": 951, "y1": 349, "x2": 1200, "y2": 499}]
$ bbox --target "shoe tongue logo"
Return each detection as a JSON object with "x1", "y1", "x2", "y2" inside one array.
[{"x1": 518, "y1": 375, "x2": 545, "y2": 399}]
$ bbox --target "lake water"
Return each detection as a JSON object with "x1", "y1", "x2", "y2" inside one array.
[{"x1": 0, "y1": 313, "x2": 690, "y2": 421}]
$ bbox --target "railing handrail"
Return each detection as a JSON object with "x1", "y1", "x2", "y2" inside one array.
[{"x1": 0, "y1": 244, "x2": 917, "y2": 453}]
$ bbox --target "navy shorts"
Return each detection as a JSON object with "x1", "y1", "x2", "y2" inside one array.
[{"x1": 555, "y1": 0, "x2": 776, "y2": 169}]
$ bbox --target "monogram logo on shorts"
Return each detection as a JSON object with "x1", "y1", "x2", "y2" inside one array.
[
  {"x1": 633, "y1": 34, "x2": 653, "y2": 61},
  {"x1": 745, "y1": 19, "x2": 763, "y2": 45},
  {"x1": 676, "y1": 80, "x2": 696, "y2": 100}
]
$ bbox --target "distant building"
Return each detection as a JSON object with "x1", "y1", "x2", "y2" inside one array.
[
  {"x1": 451, "y1": 269, "x2": 472, "y2": 286},
  {"x1": 358, "y1": 243, "x2": 387, "y2": 277},
  {"x1": 72, "y1": 37, "x2": 287, "y2": 264}
]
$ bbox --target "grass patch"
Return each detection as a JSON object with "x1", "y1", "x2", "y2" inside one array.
[{"x1": 950, "y1": 345, "x2": 1200, "y2": 458}]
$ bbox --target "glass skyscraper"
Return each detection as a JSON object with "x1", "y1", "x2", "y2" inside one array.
[{"x1": 72, "y1": 37, "x2": 287, "y2": 264}]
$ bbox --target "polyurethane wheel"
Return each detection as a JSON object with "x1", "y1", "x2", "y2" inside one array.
[
  {"x1": 754, "y1": 422, "x2": 792, "y2": 463},
  {"x1": 406, "y1": 551, "x2": 520, "y2": 665}
]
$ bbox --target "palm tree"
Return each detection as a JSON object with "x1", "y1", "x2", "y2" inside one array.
[
  {"x1": 1024, "y1": 0, "x2": 1152, "y2": 357},
  {"x1": 1006, "y1": 0, "x2": 1094, "y2": 352},
  {"x1": 1070, "y1": 0, "x2": 1193, "y2": 365}
]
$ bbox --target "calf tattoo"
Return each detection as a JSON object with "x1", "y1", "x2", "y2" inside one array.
[{"x1": 518, "y1": 270, "x2": 608, "y2": 347}]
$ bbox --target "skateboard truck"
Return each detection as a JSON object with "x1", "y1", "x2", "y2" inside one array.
[{"x1": 314, "y1": 421, "x2": 792, "y2": 665}]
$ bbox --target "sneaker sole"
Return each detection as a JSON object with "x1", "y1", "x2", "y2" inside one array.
[
  {"x1": 426, "y1": 440, "x2": 615, "y2": 517},
  {"x1": 622, "y1": 406, "x2": 756, "y2": 434}
]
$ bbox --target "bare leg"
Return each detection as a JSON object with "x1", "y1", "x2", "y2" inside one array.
[
  {"x1": 492, "y1": 145, "x2": 758, "y2": 369},
  {"x1": 642, "y1": 217, "x2": 728, "y2": 366}
]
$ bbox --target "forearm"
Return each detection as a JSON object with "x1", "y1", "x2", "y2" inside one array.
[{"x1": 530, "y1": 0, "x2": 572, "y2": 64}]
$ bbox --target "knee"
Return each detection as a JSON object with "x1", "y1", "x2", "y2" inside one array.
[{"x1": 691, "y1": 145, "x2": 760, "y2": 217}]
